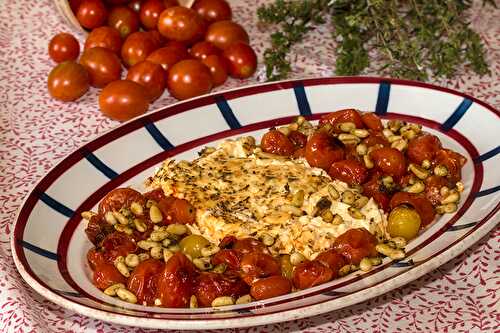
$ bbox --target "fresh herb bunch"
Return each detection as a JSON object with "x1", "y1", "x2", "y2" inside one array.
[{"x1": 257, "y1": 0, "x2": 492, "y2": 81}]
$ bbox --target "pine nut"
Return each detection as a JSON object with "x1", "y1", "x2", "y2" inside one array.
[
  {"x1": 391, "y1": 237, "x2": 407, "y2": 248},
  {"x1": 338, "y1": 133, "x2": 361, "y2": 144},
  {"x1": 327, "y1": 184, "x2": 340, "y2": 200},
  {"x1": 193, "y1": 257, "x2": 213, "y2": 270},
  {"x1": 133, "y1": 218, "x2": 147, "y2": 232},
  {"x1": 260, "y1": 233, "x2": 275, "y2": 246},
  {"x1": 114, "y1": 224, "x2": 133, "y2": 235},
  {"x1": 168, "y1": 244, "x2": 181, "y2": 253},
  {"x1": 296, "y1": 116, "x2": 305, "y2": 125},
  {"x1": 201, "y1": 244, "x2": 220, "y2": 257},
  {"x1": 235, "y1": 294, "x2": 252, "y2": 305},
  {"x1": 212, "y1": 263, "x2": 227, "y2": 274},
  {"x1": 363, "y1": 154, "x2": 374, "y2": 169},
  {"x1": 149, "y1": 205, "x2": 163, "y2": 223},
  {"x1": 138, "y1": 253, "x2": 150, "y2": 262},
  {"x1": 332, "y1": 214, "x2": 344, "y2": 225},
  {"x1": 190, "y1": 295, "x2": 198, "y2": 308},
  {"x1": 290, "y1": 252, "x2": 306, "y2": 266},
  {"x1": 409, "y1": 123, "x2": 422, "y2": 133},
  {"x1": 339, "y1": 122, "x2": 356, "y2": 132},
  {"x1": 436, "y1": 203, "x2": 458, "y2": 214},
  {"x1": 112, "y1": 211, "x2": 128, "y2": 225},
  {"x1": 163, "y1": 248, "x2": 174, "y2": 262},
  {"x1": 124, "y1": 254, "x2": 139, "y2": 268},
  {"x1": 387, "y1": 120, "x2": 402, "y2": 132},
  {"x1": 359, "y1": 258, "x2": 373, "y2": 272},
  {"x1": 149, "y1": 227, "x2": 169, "y2": 242},
  {"x1": 387, "y1": 135, "x2": 402, "y2": 143},
  {"x1": 281, "y1": 204, "x2": 303, "y2": 216},
  {"x1": 440, "y1": 186, "x2": 450, "y2": 197},
  {"x1": 455, "y1": 181, "x2": 464, "y2": 192},
  {"x1": 434, "y1": 165, "x2": 448, "y2": 177},
  {"x1": 211, "y1": 296, "x2": 234, "y2": 307},
  {"x1": 81, "y1": 211, "x2": 96, "y2": 221},
  {"x1": 342, "y1": 191, "x2": 355, "y2": 205},
  {"x1": 351, "y1": 128, "x2": 369, "y2": 138},
  {"x1": 348, "y1": 207, "x2": 365, "y2": 219},
  {"x1": 277, "y1": 126, "x2": 290, "y2": 136},
  {"x1": 105, "y1": 211, "x2": 117, "y2": 225},
  {"x1": 321, "y1": 209, "x2": 334, "y2": 223},
  {"x1": 356, "y1": 143, "x2": 368, "y2": 156},
  {"x1": 130, "y1": 202, "x2": 144, "y2": 216},
  {"x1": 401, "y1": 129, "x2": 417, "y2": 140},
  {"x1": 154, "y1": 298, "x2": 162, "y2": 306},
  {"x1": 353, "y1": 196, "x2": 369, "y2": 209},
  {"x1": 291, "y1": 190, "x2": 305, "y2": 207},
  {"x1": 391, "y1": 139, "x2": 408, "y2": 151},
  {"x1": 116, "y1": 288, "x2": 137, "y2": 304},
  {"x1": 288, "y1": 122, "x2": 299, "y2": 131},
  {"x1": 150, "y1": 246, "x2": 163, "y2": 260},
  {"x1": 421, "y1": 159, "x2": 431, "y2": 169},
  {"x1": 115, "y1": 261, "x2": 130, "y2": 277},
  {"x1": 375, "y1": 244, "x2": 405, "y2": 260},
  {"x1": 338, "y1": 264, "x2": 352, "y2": 277},
  {"x1": 382, "y1": 129, "x2": 394, "y2": 138},
  {"x1": 409, "y1": 163, "x2": 429, "y2": 179},
  {"x1": 405, "y1": 181, "x2": 425, "y2": 194},
  {"x1": 441, "y1": 191, "x2": 460, "y2": 204},
  {"x1": 103, "y1": 283, "x2": 126, "y2": 296},
  {"x1": 381, "y1": 176, "x2": 394, "y2": 188},
  {"x1": 166, "y1": 223, "x2": 188, "y2": 235},
  {"x1": 370, "y1": 257, "x2": 382, "y2": 266},
  {"x1": 137, "y1": 240, "x2": 161, "y2": 250},
  {"x1": 162, "y1": 238, "x2": 171, "y2": 247}
]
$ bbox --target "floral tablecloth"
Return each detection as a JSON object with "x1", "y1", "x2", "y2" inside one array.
[{"x1": 0, "y1": 1, "x2": 498, "y2": 332}]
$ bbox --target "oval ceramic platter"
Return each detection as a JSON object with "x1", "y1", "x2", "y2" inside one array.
[{"x1": 11, "y1": 77, "x2": 500, "y2": 330}]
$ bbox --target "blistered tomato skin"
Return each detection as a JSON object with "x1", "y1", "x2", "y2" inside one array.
[
  {"x1": 315, "y1": 249, "x2": 346, "y2": 278},
  {"x1": 407, "y1": 134, "x2": 442, "y2": 165},
  {"x1": 288, "y1": 130, "x2": 307, "y2": 148},
  {"x1": 211, "y1": 249, "x2": 241, "y2": 270},
  {"x1": 370, "y1": 147, "x2": 407, "y2": 177},
  {"x1": 434, "y1": 148, "x2": 466, "y2": 182},
  {"x1": 157, "y1": 197, "x2": 197, "y2": 225},
  {"x1": 305, "y1": 132, "x2": 345, "y2": 170},
  {"x1": 101, "y1": 232, "x2": 137, "y2": 262},
  {"x1": 127, "y1": 259, "x2": 165, "y2": 305},
  {"x1": 319, "y1": 109, "x2": 364, "y2": 132},
  {"x1": 240, "y1": 252, "x2": 281, "y2": 285},
  {"x1": 195, "y1": 272, "x2": 249, "y2": 307},
  {"x1": 293, "y1": 260, "x2": 333, "y2": 290},
  {"x1": 156, "y1": 252, "x2": 197, "y2": 308},
  {"x1": 425, "y1": 175, "x2": 448, "y2": 205},
  {"x1": 93, "y1": 263, "x2": 127, "y2": 290},
  {"x1": 332, "y1": 228, "x2": 378, "y2": 265},
  {"x1": 98, "y1": 188, "x2": 145, "y2": 215},
  {"x1": 260, "y1": 129, "x2": 295, "y2": 156},
  {"x1": 361, "y1": 112, "x2": 383, "y2": 131},
  {"x1": 362, "y1": 173, "x2": 391, "y2": 212},
  {"x1": 328, "y1": 159, "x2": 368, "y2": 185},
  {"x1": 250, "y1": 275, "x2": 292, "y2": 301}
]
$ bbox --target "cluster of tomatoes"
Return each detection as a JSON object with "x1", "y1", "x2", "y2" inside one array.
[{"x1": 47, "y1": 0, "x2": 257, "y2": 121}]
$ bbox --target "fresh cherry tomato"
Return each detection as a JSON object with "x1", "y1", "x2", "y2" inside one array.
[
  {"x1": 362, "y1": 173, "x2": 391, "y2": 211},
  {"x1": 211, "y1": 249, "x2": 241, "y2": 270},
  {"x1": 139, "y1": 0, "x2": 165, "y2": 30},
  {"x1": 250, "y1": 275, "x2": 292, "y2": 301},
  {"x1": 205, "y1": 20, "x2": 249, "y2": 50},
  {"x1": 424, "y1": 175, "x2": 448, "y2": 205},
  {"x1": 93, "y1": 263, "x2": 127, "y2": 290},
  {"x1": 193, "y1": 0, "x2": 232, "y2": 23},
  {"x1": 222, "y1": 42, "x2": 257, "y2": 79},
  {"x1": 126, "y1": 60, "x2": 166, "y2": 101},
  {"x1": 87, "y1": 247, "x2": 106, "y2": 270},
  {"x1": 305, "y1": 132, "x2": 345, "y2": 170},
  {"x1": 260, "y1": 129, "x2": 295, "y2": 156},
  {"x1": 79, "y1": 47, "x2": 122, "y2": 88},
  {"x1": 84, "y1": 26, "x2": 122, "y2": 55},
  {"x1": 76, "y1": 0, "x2": 108, "y2": 30},
  {"x1": 201, "y1": 54, "x2": 229, "y2": 86},
  {"x1": 85, "y1": 214, "x2": 114, "y2": 245},
  {"x1": 240, "y1": 252, "x2": 281, "y2": 285},
  {"x1": 99, "y1": 80, "x2": 150, "y2": 121},
  {"x1": 69, "y1": 0, "x2": 83, "y2": 13},
  {"x1": 157, "y1": 6, "x2": 206, "y2": 43},
  {"x1": 146, "y1": 42, "x2": 189, "y2": 71},
  {"x1": 121, "y1": 31, "x2": 158, "y2": 67},
  {"x1": 145, "y1": 30, "x2": 166, "y2": 49},
  {"x1": 167, "y1": 59, "x2": 213, "y2": 100},
  {"x1": 390, "y1": 192, "x2": 436, "y2": 227},
  {"x1": 293, "y1": 260, "x2": 333, "y2": 290},
  {"x1": 128, "y1": 0, "x2": 144, "y2": 12},
  {"x1": 156, "y1": 252, "x2": 197, "y2": 308},
  {"x1": 328, "y1": 159, "x2": 368, "y2": 185},
  {"x1": 158, "y1": 197, "x2": 196, "y2": 224},
  {"x1": 101, "y1": 231, "x2": 137, "y2": 262},
  {"x1": 319, "y1": 109, "x2": 364, "y2": 132},
  {"x1": 232, "y1": 238, "x2": 268, "y2": 255},
  {"x1": 315, "y1": 249, "x2": 346, "y2": 278},
  {"x1": 47, "y1": 61, "x2": 89, "y2": 101},
  {"x1": 361, "y1": 112, "x2": 383, "y2": 131},
  {"x1": 105, "y1": 0, "x2": 131, "y2": 4},
  {"x1": 434, "y1": 148, "x2": 466, "y2": 182},
  {"x1": 190, "y1": 41, "x2": 221, "y2": 60},
  {"x1": 195, "y1": 272, "x2": 249, "y2": 307},
  {"x1": 127, "y1": 259, "x2": 165, "y2": 305},
  {"x1": 288, "y1": 130, "x2": 307, "y2": 148},
  {"x1": 407, "y1": 134, "x2": 442, "y2": 165},
  {"x1": 48, "y1": 33, "x2": 80, "y2": 63},
  {"x1": 108, "y1": 6, "x2": 140, "y2": 39},
  {"x1": 370, "y1": 147, "x2": 407, "y2": 177},
  {"x1": 332, "y1": 228, "x2": 378, "y2": 265},
  {"x1": 98, "y1": 188, "x2": 145, "y2": 215}
]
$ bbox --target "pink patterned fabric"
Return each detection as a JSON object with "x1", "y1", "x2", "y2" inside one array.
[{"x1": 0, "y1": 1, "x2": 498, "y2": 332}]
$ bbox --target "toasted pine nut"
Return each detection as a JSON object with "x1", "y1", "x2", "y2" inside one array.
[
  {"x1": 339, "y1": 122, "x2": 356, "y2": 132},
  {"x1": 281, "y1": 204, "x2": 303, "y2": 216},
  {"x1": 291, "y1": 190, "x2": 305, "y2": 207},
  {"x1": 434, "y1": 165, "x2": 448, "y2": 177},
  {"x1": 410, "y1": 123, "x2": 422, "y2": 133},
  {"x1": 401, "y1": 129, "x2": 417, "y2": 140},
  {"x1": 114, "y1": 224, "x2": 133, "y2": 235},
  {"x1": 331, "y1": 214, "x2": 344, "y2": 225},
  {"x1": 391, "y1": 237, "x2": 407, "y2": 248},
  {"x1": 338, "y1": 133, "x2": 360, "y2": 144},
  {"x1": 130, "y1": 202, "x2": 144, "y2": 216},
  {"x1": 166, "y1": 223, "x2": 188, "y2": 235},
  {"x1": 363, "y1": 154, "x2": 374, "y2": 169},
  {"x1": 154, "y1": 298, "x2": 162, "y2": 306},
  {"x1": 125, "y1": 254, "x2": 139, "y2": 268},
  {"x1": 382, "y1": 128, "x2": 394, "y2": 138},
  {"x1": 81, "y1": 211, "x2": 96, "y2": 221},
  {"x1": 288, "y1": 122, "x2": 299, "y2": 131},
  {"x1": 103, "y1": 283, "x2": 126, "y2": 296},
  {"x1": 370, "y1": 257, "x2": 382, "y2": 266},
  {"x1": 348, "y1": 207, "x2": 365, "y2": 219},
  {"x1": 391, "y1": 139, "x2": 408, "y2": 151},
  {"x1": 150, "y1": 246, "x2": 163, "y2": 260},
  {"x1": 115, "y1": 261, "x2": 130, "y2": 277},
  {"x1": 235, "y1": 294, "x2": 252, "y2": 305},
  {"x1": 338, "y1": 264, "x2": 352, "y2": 277},
  {"x1": 441, "y1": 191, "x2": 460, "y2": 204},
  {"x1": 260, "y1": 233, "x2": 275, "y2": 246},
  {"x1": 113, "y1": 211, "x2": 129, "y2": 225},
  {"x1": 321, "y1": 209, "x2": 334, "y2": 223},
  {"x1": 277, "y1": 126, "x2": 290, "y2": 136},
  {"x1": 440, "y1": 186, "x2": 450, "y2": 197},
  {"x1": 149, "y1": 205, "x2": 163, "y2": 223},
  {"x1": 133, "y1": 218, "x2": 147, "y2": 232},
  {"x1": 162, "y1": 238, "x2": 171, "y2": 247},
  {"x1": 190, "y1": 295, "x2": 198, "y2": 308},
  {"x1": 359, "y1": 258, "x2": 373, "y2": 272},
  {"x1": 201, "y1": 244, "x2": 220, "y2": 257},
  {"x1": 116, "y1": 288, "x2": 137, "y2": 304},
  {"x1": 405, "y1": 181, "x2": 425, "y2": 194},
  {"x1": 138, "y1": 253, "x2": 150, "y2": 262},
  {"x1": 149, "y1": 227, "x2": 169, "y2": 242},
  {"x1": 356, "y1": 143, "x2": 368, "y2": 156},
  {"x1": 211, "y1": 296, "x2": 234, "y2": 307},
  {"x1": 436, "y1": 203, "x2": 458, "y2": 214},
  {"x1": 290, "y1": 252, "x2": 306, "y2": 266},
  {"x1": 163, "y1": 248, "x2": 174, "y2": 262},
  {"x1": 137, "y1": 240, "x2": 161, "y2": 250},
  {"x1": 421, "y1": 159, "x2": 431, "y2": 169},
  {"x1": 387, "y1": 120, "x2": 402, "y2": 132},
  {"x1": 341, "y1": 191, "x2": 355, "y2": 205},
  {"x1": 387, "y1": 135, "x2": 402, "y2": 143},
  {"x1": 168, "y1": 244, "x2": 181, "y2": 253},
  {"x1": 327, "y1": 184, "x2": 340, "y2": 200},
  {"x1": 408, "y1": 163, "x2": 429, "y2": 179},
  {"x1": 105, "y1": 211, "x2": 117, "y2": 225},
  {"x1": 375, "y1": 244, "x2": 405, "y2": 260},
  {"x1": 296, "y1": 116, "x2": 305, "y2": 125},
  {"x1": 193, "y1": 257, "x2": 213, "y2": 270},
  {"x1": 353, "y1": 196, "x2": 369, "y2": 209},
  {"x1": 351, "y1": 128, "x2": 369, "y2": 138},
  {"x1": 455, "y1": 181, "x2": 464, "y2": 192}
]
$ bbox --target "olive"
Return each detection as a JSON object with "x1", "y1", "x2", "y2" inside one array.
[
  {"x1": 280, "y1": 254, "x2": 294, "y2": 280},
  {"x1": 179, "y1": 234, "x2": 210, "y2": 259},
  {"x1": 387, "y1": 205, "x2": 421, "y2": 240}
]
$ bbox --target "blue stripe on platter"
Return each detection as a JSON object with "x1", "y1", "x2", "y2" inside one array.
[
  {"x1": 375, "y1": 81, "x2": 391, "y2": 115},
  {"x1": 81, "y1": 149, "x2": 118, "y2": 179},
  {"x1": 144, "y1": 121, "x2": 174, "y2": 151},
  {"x1": 293, "y1": 82, "x2": 312, "y2": 116},
  {"x1": 440, "y1": 98, "x2": 473, "y2": 131},
  {"x1": 18, "y1": 239, "x2": 58, "y2": 260},
  {"x1": 215, "y1": 95, "x2": 242, "y2": 129},
  {"x1": 474, "y1": 145, "x2": 500, "y2": 163},
  {"x1": 37, "y1": 191, "x2": 74, "y2": 218}
]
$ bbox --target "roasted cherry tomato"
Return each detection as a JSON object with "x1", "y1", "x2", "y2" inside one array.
[
  {"x1": 407, "y1": 134, "x2": 442, "y2": 165},
  {"x1": 362, "y1": 173, "x2": 391, "y2": 211},
  {"x1": 222, "y1": 42, "x2": 257, "y2": 79},
  {"x1": 424, "y1": 175, "x2": 448, "y2": 205},
  {"x1": 101, "y1": 231, "x2": 137, "y2": 262},
  {"x1": 84, "y1": 26, "x2": 122, "y2": 55},
  {"x1": 315, "y1": 249, "x2": 346, "y2": 278},
  {"x1": 98, "y1": 188, "x2": 145, "y2": 214},
  {"x1": 370, "y1": 147, "x2": 406, "y2": 177},
  {"x1": 48, "y1": 33, "x2": 80, "y2": 63},
  {"x1": 293, "y1": 260, "x2": 333, "y2": 290},
  {"x1": 293, "y1": 147, "x2": 306, "y2": 159},
  {"x1": 167, "y1": 59, "x2": 213, "y2": 100},
  {"x1": 232, "y1": 238, "x2": 267, "y2": 255},
  {"x1": 139, "y1": 0, "x2": 166, "y2": 30},
  {"x1": 390, "y1": 192, "x2": 436, "y2": 227},
  {"x1": 363, "y1": 132, "x2": 389, "y2": 147},
  {"x1": 143, "y1": 188, "x2": 166, "y2": 202},
  {"x1": 156, "y1": 252, "x2": 197, "y2": 308},
  {"x1": 328, "y1": 159, "x2": 368, "y2": 185},
  {"x1": 260, "y1": 129, "x2": 295, "y2": 156},
  {"x1": 93, "y1": 263, "x2": 127, "y2": 290},
  {"x1": 288, "y1": 130, "x2": 307, "y2": 148},
  {"x1": 76, "y1": 0, "x2": 108, "y2": 30},
  {"x1": 47, "y1": 61, "x2": 90, "y2": 101},
  {"x1": 108, "y1": 5, "x2": 140, "y2": 39},
  {"x1": 157, "y1": 197, "x2": 196, "y2": 224},
  {"x1": 190, "y1": 41, "x2": 221, "y2": 60},
  {"x1": 240, "y1": 252, "x2": 281, "y2": 285},
  {"x1": 79, "y1": 47, "x2": 122, "y2": 88},
  {"x1": 121, "y1": 31, "x2": 158, "y2": 67},
  {"x1": 205, "y1": 20, "x2": 249, "y2": 50},
  {"x1": 218, "y1": 235, "x2": 237, "y2": 249},
  {"x1": 85, "y1": 214, "x2": 114, "y2": 245},
  {"x1": 434, "y1": 148, "x2": 466, "y2": 182},
  {"x1": 195, "y1": 272, "x2": 249, "y2": 307},
  {"x1": 250, "y1": 275, "x2": 292, "y2": 301},
  {"x1": 361, "y1": 112, "x2": 383, "y2": 131},
  {"x1": 332, "y1": 228, "x2": 378, "y2": 265},
  {"x1": 87, "y1": 247, "x2": 106, "y2": 270},
  {"x1": 127, "y1": 259, "x2": 165, "y2": 305},
  {"x1": 319, "y1": 109, "x2": 364, "y2": 132},
  {"x1": 202, "y1": 54, "x2": 229, "y2": 86},
  {"x1": 99, "y1": 80, "x2": 150, "y2": 121},
  {"x1": 126, "y1": 60, "x2": 166, "y2": 101},
  {"x1": 211, "y1": 249, "x2": 241, "y2": 270},
  {"x1": 387, "y1": 205, "x2": 421, "y2": 240},
  {"x1": 157, "y1": 6, "x2": 206, "y2": 43},
  {"x1": 146, "y1": 42, "x2": 189, "y2": 71},
  {"x1": 193, "y1": 0, "x2": 232, "y2": 23},
  {"x1": 305, "y1": 132, "x2": 345, "y2": 170}
]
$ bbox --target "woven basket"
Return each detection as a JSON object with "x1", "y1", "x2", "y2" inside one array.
[{"x1": 53, "y1": 0, "x2": 196, "y2": 34}]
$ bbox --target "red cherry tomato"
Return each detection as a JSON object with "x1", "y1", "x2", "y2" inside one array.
[
  {"x1": 93, "y1": 263, "x2": 127, "y2": 290},
  {"x1": 305, "y1": 132, "x2": 345, "y2": 170},
  {"x1": 390, "y1": 192, "x2": 436, "y2": 227},
  {"x1": 195, "y1": 272, "x2": 249, "y2": 307},
  {"x1": 108, "y1": 6, "x2": 140, "y2": 39},
  {"x1": 98, "y1": 188, "x2": 145, "y2": 214},
  {"x1": 190, "y1": 41, "x2": 221, "y2": 60},
  {"x1": 319, "y1": 109, "x2": 364, "y2": 132},
  {"x1": 101, "y1": 231, "x2": 137, "y2": 262},
  {"x1": 361, "y1": 112, "x2": 383, "y2": 131},
  {"x1": 139, "y1": 0, "x2": 165, "y2": 30},
  {"x1": 193, "y1": 0, "x2": 232, "y2": 23},
  {"x1": 145, "y1": 30, "x2": 166, "y2": 49},
  {"x1": 126, "y1": 60, "x2": 166, "y2": 101},
  {"x1": 205, "y1": 20, "x2": 249, "y2": 50},
  {"x1": 260, "y1": 129, "x2": 295, "y2": 156},
  {"x1": 70, "y1": 0, "x2": 83, "y2": 13},
  {"x1": 250, "y1": 275, "x2": 292, "y2": 301},
  {"x1": 211, "y1": 249, "x2": 241, "y2": 270},
  {"x1": 167, "y1": 59, "x2": 213, "y2": 100},
  {"x1": 222, "y1": 42, "x2": 257, "y2": 79},
  {"x1": 162, "y1": 197, "x2": 197, "y2": 224},
  {"x1": 85, "y1": 214, "x2": 114, "y2": 245},
  {"x1": 328, "y1": 159, "x2": 368, "y2": 185},
  {"x1": 128, "y1": 0, "x2": 144, "y2": 12},
  {"x1": 293, "y1": 260, "x2": 333, "y2": 290},
  {"x1": 293, "y1": 147, "x2": 306, "y2": 159},
  {"x1": 157, "y1": 6, "x2": 206, "y2": 43},
  {"x1": 434, "y1": 148, "x2": 466, "y2": 182},
  {"x1": 315, "y1": 249, "x2": 346, "y2": 278},
  {"x1": 156, "y1": 252, "x2": 197, "y2": 308},
  {"x1": 240, "y1": 252, "x2": 281, "y2": 285},
  {"x1": 76, "y1": 0, "x2": 108, "y2": 30},
  {"x1": 87, "y1": 247, "x2": 106, "y2": 270},
  {"x1": 48, "y1": 33, "x2": 80, "y2": 63},
  {"x1": 121, "y1": 31, "x2": 158, "y2": 67},
  {"x1": 288, "y1": 130, "x2": 307, "y2": 148},
  {"x1": 370, "y1": 147, "x2": 407, "y2": 177},
  {"x1": 424, "y1": 175, "x2": 449, "y2": 205},
  {"x1": 127, "y1": 259, "x2": 165, "y2": 305},
  {"x1": 47, "y1": 61, "x2": 90, "y2": 102},
  {"x1": 85, "y1": 26, "x2": 122, "y2": 55},
  {"x1": 232, "y1": 238, "x2": 268, "y2": 255},
  {"x1": 363, "y1": 132, "x2": 389, "y2": 148},
  {"x1": 202, "y1": 54, "x2": 229, "y2": 86},
  {"x1": 146, "y1": 42, "x2": 189, "y2": 71},
  {"x1": 99, "y1": 80, "x2": 150, "y2": 121},
  {"x1": 407, "y1": 134, "x2": 442, "y2": 165},
  {"x1": 79, "y1": 47, "x2": 122, "y2": 88},
  {"x1": 362, "y1": 173, "x2": 391, "y2": 211},
  {"x1": 332, "y1": 228, "x2": 378, "y2": 265}
]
